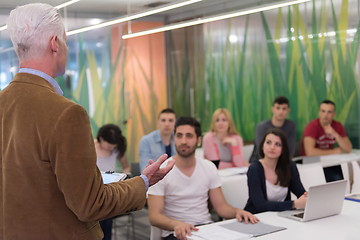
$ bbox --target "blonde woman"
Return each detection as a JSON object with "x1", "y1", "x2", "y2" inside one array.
[{"x1": 203, "y1": 108, "x2": 249, "y2": 169}]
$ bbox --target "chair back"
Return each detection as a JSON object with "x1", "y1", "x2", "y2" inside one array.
[
  {"x1": 221, "y1": 175, "x2": 248, "y2": 209},
  {"x1": 131, "y1": 162, "x2": 141, "y2": 177},
  {"x1": 350, "y1": 161, "x2": 360, "y2": 193},
  {"x1": 296, "y1": 162, "x2": 326, "y2": 191}
]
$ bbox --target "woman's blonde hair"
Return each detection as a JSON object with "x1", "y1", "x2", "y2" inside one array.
[{"x1": 210, "y1": 108, "x2": 239, "y2": 135}]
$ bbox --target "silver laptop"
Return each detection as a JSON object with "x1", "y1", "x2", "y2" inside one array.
[{"x1": 278, "y1": 180, "x2": 347, "y2": 222}]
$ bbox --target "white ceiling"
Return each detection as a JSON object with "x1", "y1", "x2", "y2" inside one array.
[
  {"x1": 0, "y1": 0, "x2": 283, "y2": 26},
  {"x1": 4, "y1": 0, "x2": 348, "y2": 41}
]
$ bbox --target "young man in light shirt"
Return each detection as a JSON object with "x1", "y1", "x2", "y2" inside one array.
[{"x1": 148, "y1": 117, "x2": 258, "y2": 240}]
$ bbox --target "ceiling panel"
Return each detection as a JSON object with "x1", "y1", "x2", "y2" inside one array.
[{"x1": 0, "y1": 0, "x2": 319, "y2": 38}]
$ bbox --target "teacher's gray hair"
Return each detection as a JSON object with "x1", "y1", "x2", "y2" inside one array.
[{"x1": 7, "y1": 3, "x2": 65, "y2": 62}]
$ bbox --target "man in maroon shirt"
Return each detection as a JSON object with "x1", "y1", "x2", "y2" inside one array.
[{"x1": 301, "y1": 100, "x2": 352, "y2": 182}]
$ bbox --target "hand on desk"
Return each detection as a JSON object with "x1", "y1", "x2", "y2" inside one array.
[
  {"x1": 173, "y1": 221, "x2": 198, "y2": 240},
  {"x1": 235, "y1": 209, "x2": 259, "y2": 224},
  {"x1": 142, "y1": 154, "x2": 175, "y2": 187},
  {"x1": 294, "y1": 192, "x2": 308, "y2": 209}
]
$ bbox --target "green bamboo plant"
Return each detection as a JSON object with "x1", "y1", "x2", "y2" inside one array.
[
  {"x1": 169, "y1": 0, "x2": 359, "y2": 146},
  {"x1": 70, "y1": 27, "x2": 164, "y2": 164}
]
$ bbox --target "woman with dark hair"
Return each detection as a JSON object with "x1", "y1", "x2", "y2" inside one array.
[
  {"x1": 95, "y1": 124, "x2": 129, "y2": 173},
  {"x1": 95, "y1": 124, "x2": 130, "y2": 240},
  {"x1": 244, "y1": 128, "x2": 307, "y2": 214}
]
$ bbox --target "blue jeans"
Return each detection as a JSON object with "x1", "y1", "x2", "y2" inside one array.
[{"x1": 99, "y1": 218, "x2": 113, "y2": 240}]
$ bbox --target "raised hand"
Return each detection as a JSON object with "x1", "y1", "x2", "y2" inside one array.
[
  {"x1": 323, "y1": 125, "x2": 338, "y2": 138},
  {"x1": 141, "y1": 154, "x2": 175, "y2": 186}
]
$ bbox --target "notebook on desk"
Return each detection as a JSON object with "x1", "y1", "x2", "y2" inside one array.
[
  {"x1": 188, "y1": 221, "x2": 285, "y2": 240},
  {"x1": 278, "y1": 180, "x2": 347, "y2": 222}
]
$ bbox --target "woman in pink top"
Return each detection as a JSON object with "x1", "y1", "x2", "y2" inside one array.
[{"x1": 203, "y1": 108, "x2": 249, "y2": 169}]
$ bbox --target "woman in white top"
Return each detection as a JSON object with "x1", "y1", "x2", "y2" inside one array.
[
  {"x1": 245, "y1": 128, "x2": 307, "y2": 214},
  {"x1": 95, "y1": 124, "x2": 130, "y2": 173},
  {"x1": 95, "y1": 124, "x2": 130, "y2": 240}
]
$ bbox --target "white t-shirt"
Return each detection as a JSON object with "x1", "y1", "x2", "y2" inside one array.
[
  {"x1": 265, "y1": 180, "x2": 288, "y2": 202},
  {"x1": 96, "y1": 150, "x2": 118, "y2": 172},
  {"x1": 148, "y1": 157, "x2": 221, "y2": 237}
]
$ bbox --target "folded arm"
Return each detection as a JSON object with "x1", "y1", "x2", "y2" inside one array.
[
  {"x1": 303, "y1": 136, "x2": 342, "y2": 156},
  {"x1": 323, "y1": 125, "x2": 352, "y2": 153}
]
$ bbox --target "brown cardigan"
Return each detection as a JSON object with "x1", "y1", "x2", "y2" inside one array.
[{"x1": 0, "y1": 73, "x2": 146, "y2": 240}]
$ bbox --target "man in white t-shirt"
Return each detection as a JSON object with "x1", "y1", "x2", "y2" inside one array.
[{"x1": 148, "y1": 117, "x2": 258, "y2": 240}]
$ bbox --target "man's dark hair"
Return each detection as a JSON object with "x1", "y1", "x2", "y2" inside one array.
[
  {"x1": 320, "y1": 100, "x2": 336, "y2": 110},
  {"x1": 273, "y1": 96, "x2": 289, "y2": 106},
  {"x1": 174, "y1": 117, "x2": 202, "y2": 137},
  {"x1": 158, "y1": 108, "x2": 176, "y2": 118}
]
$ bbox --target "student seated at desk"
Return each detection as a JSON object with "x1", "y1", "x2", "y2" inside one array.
[
  {"x1": 148, "y1": 117, "x2": 258, "y2": 240},
  {"x1": 245, "y1": 128, "x2": 307, "y2": 214},
  {"x1": 203, "y1": 108, "x2": 249, "y2": 169},
  {"x1": 95, "y1": 124, "x2": 130, "y2": 173},
  {"x1": 301, "y1": 100, "x2": 352, "y2": 182},
  {"x1": 95, "y1": 124, "x2": 129, "y2": 240}
]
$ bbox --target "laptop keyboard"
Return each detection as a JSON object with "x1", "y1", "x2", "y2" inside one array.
[{"x1": 293, "y1": 212, "x2": 304, "y2": 219}]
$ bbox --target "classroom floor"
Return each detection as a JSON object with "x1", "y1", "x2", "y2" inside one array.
[{"x1": 112, "y1": 208, "x2": 151, "y2": 240}]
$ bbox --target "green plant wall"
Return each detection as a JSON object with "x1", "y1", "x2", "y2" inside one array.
[
  {"x1": 168, "y1": 0, "x2": 360, "y2": 148},
  {"x1": 63, "y1": 24, "x2": 167, "y2": 166}
]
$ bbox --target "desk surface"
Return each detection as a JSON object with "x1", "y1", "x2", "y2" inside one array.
[
  {"x1": 320, "y1": 152, "x2": 360, "y2": 168},
  {"x1": 192, "y1": 200, "x2": 360, "y2": 240},
  {"x1": 255, "y1": 200, "x2": 360, "y2": 239}
]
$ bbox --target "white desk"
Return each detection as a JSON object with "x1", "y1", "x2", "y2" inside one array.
[
  {"x1": 255, "y1": 200, "x2": 360, "y2": 240},
  {"x1": 296, "y1": 151, "x2": 360, "y2": 193},
  {"x1": 191, "y1": 200, "x2": 360, "y2": 240},
  {"x1": 319, "y1": 152, "x2": 360, "y2": 168},
  {"x1": 319, "y1": 152, "x2": 360, "y2": 193}
]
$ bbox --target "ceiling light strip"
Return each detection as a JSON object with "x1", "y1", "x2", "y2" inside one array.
[
  {"x1": 66, "y1": 0, "x2": 202, "y2": 36},
  {"x1": 55, "y1": 0, "x2": 81, "y2": 9},
  {"x1": 0, "y1": 0, "x2": 81, "y2": 32},
  {"x1": 122, "y1": 0, "x2": 311, "y2": 39}
]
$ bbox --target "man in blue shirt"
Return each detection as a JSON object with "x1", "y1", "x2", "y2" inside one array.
[{"x1": 139, "y1": 108, "x2": 176, "y2": 171}]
